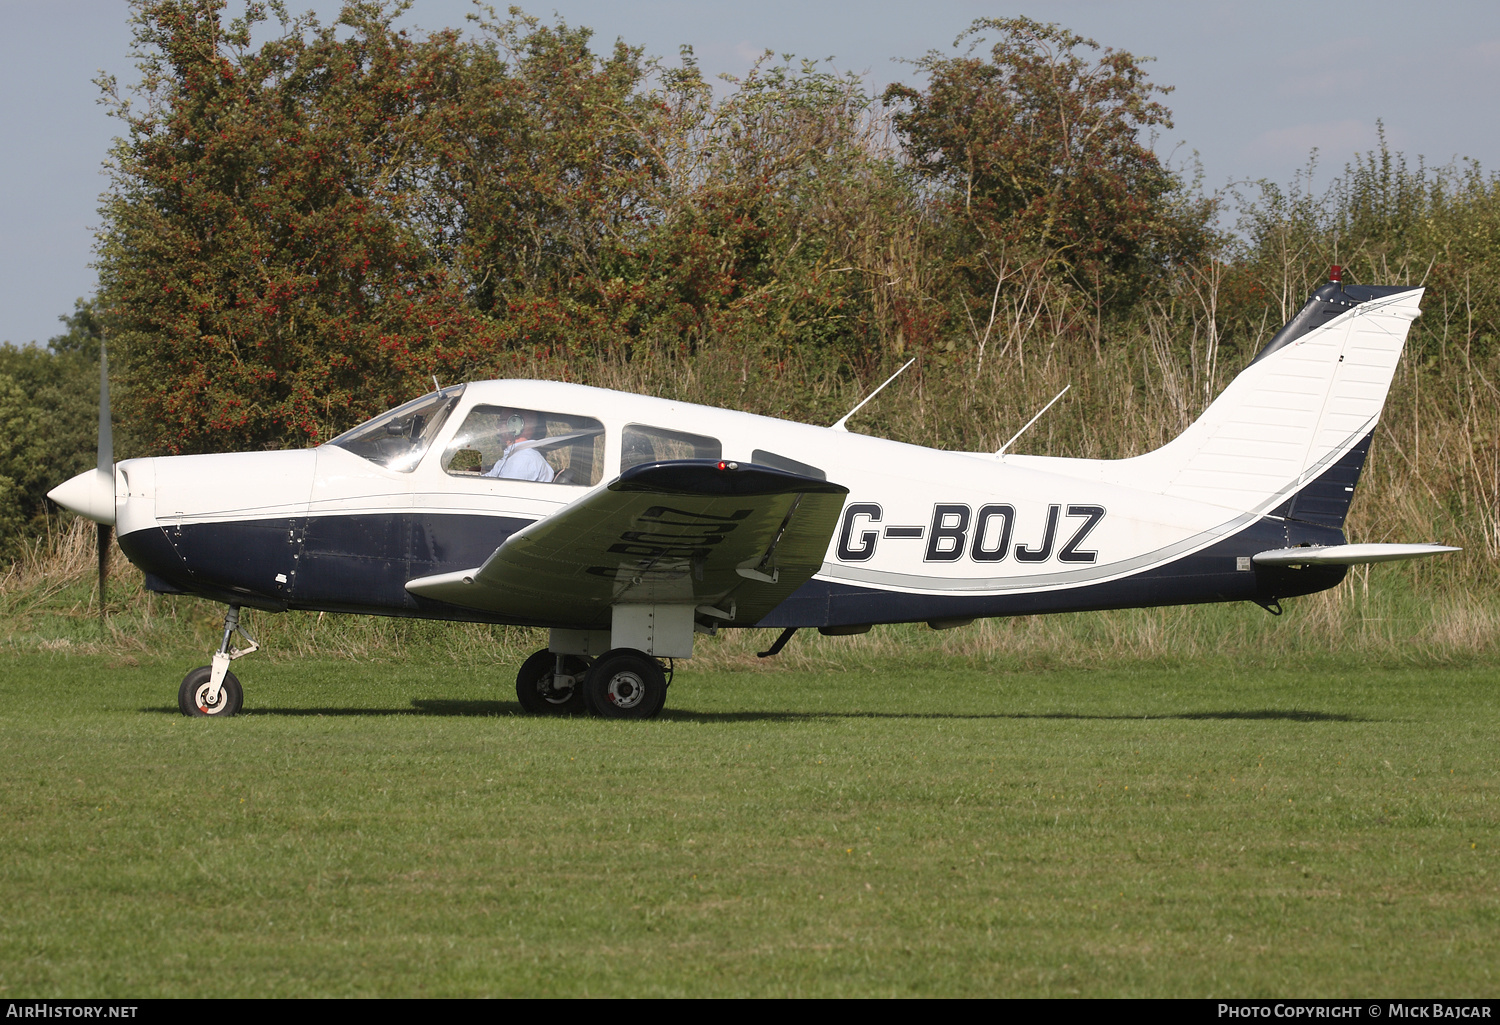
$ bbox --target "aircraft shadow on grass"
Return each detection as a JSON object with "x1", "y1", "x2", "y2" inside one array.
[{"x1": 141, "y1": 701, "x2": 1367, "y2": 723}]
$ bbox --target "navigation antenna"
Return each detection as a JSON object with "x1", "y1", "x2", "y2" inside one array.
[
  {"x1": 996, "y1": 384, "x2": 1070, "y2": 456},
  {"x1": 830, "y1": 358, "x2": 916, "y2": 432}
]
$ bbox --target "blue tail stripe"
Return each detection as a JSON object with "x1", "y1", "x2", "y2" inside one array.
[{"x1": 1271, "y1": 431, "x2": 1373, "y2": 528}]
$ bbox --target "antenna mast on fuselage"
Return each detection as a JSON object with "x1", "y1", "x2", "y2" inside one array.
[
  {"x1": 829, "y1": 358, "x2": 916, "y2": 432},
  {"x1": 996, "y1": 384, "x2": 1070, "y2": 456}
]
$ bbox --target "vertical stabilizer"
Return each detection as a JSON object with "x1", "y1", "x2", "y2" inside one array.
[{"x1": 1114, "y1": 278, "x2": 1422, "y2": 520}]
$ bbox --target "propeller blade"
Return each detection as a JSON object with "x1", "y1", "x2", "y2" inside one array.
[
  {"x1": 97, "y1": 340, "x2": 112, "y2": 624},
  {"x1": 98, "y1": 340, "x2": 112, "y2": 473},
  {"x1": 45, "y1": 338, "x2": 117, "y2": 525},
  {"x1": 98, "y1": 523, "x2": 110, "y2": 623}
]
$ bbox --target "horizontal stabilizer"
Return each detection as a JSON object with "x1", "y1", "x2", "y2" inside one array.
[{"x1": 1252, "y1": 543, "x2": 1459, "y2": 567}]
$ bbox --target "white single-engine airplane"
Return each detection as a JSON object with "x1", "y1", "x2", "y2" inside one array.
[{"x1": 49, "y1": 271, "x2": 1456, "y2": 719}]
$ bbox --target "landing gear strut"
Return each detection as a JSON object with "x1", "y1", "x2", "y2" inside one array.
[{"x1": 178, "y1": 605, "x2": 259, "y2": 718}]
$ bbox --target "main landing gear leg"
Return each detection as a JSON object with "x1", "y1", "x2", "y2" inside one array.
[
  {"x1": 178, "y1": 604, "x2": 259, "y2": 718},
  {"x1": 584, "y1": 648, "x2": 668, "y2": 720},
  {"x1": 515, "y1": 648, "x2": 590, "y2": 715}
]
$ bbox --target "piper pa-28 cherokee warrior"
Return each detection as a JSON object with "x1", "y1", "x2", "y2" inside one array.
[{"x1": 49, "y1": 269, "x2": 1456, "y2": 719}]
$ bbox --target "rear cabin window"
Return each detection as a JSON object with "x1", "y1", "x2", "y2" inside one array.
[
  {"x1": 621, "y1": 425, "x2": 721, "y2": 471},
  {"x1": 441, "y1": 406, "x2": 605, "y2": 486}
]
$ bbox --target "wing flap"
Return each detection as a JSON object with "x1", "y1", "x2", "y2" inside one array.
[{"x1": 406, "y1": 461, "x2": 848, "y2": 627}]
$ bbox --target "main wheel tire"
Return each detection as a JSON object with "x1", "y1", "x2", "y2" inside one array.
[
  {"x1": 515, "y1": 649, "x2": 589, "y2": 715},
  {"x1": 178, "y1": 666, "x2": 244, "y2": 718},
  {"x1": 584, "y1": 648, "x2": 667, "y2": 720}
]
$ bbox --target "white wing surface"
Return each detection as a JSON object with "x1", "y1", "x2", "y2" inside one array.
[{"x1": 405, "y1": 460, "x2": 848, "y2": 628}]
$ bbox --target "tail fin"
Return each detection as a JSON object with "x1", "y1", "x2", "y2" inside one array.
[{"x1": 1117, "y1": 276, "x2": 1423, "y2": 521}]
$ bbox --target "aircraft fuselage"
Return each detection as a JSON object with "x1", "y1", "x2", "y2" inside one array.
[{"x1": 114, "y1": 379, "x2": 1347, "y2": 630}]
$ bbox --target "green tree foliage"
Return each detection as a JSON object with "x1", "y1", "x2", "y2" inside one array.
[
  {"x1": 97, "y1": 0, "x2": 489, "y2": 453},
  {"x1": 1230, "y1": 135, "x2": 1500, "y2": 361},
  {"x1": 98, "y1": 1, "x2": 939, "y2": 452},
  {"x1": 87, "y1": 3, "x2": 1499, "y2": 498},
  {"x1": 0, "y1": 301, "x2": 108, "y2": 545},
  {"x1": 437, "y1": 9, "x2": 660, "y2": 313},
  {"x1": 641, "y1": 53, "x2": 923, "y2": 368},
  {"x1": 884, "y1": 18, "x2": 1214, "y2": 320}
]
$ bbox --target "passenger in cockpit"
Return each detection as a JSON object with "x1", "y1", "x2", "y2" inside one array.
[{"x1": 485, "y1": 412, "x2": 555, "y2": 482}]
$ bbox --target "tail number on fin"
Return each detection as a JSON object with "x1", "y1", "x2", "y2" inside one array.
[{"x1": 836, "y1": 502, "x2": 1105, "y2": 565}]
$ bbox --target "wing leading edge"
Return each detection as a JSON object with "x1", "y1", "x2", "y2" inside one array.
[{"x1": 405, "y1": 460, "x2": 849, "y2": 628}]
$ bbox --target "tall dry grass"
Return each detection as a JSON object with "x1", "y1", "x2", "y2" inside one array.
[{"x1": 1, "y1": 516, "x2": 98, "y2": 604}]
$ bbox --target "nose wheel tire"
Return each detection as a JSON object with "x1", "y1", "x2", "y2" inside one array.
[
  {"x1": 178, "y1": 666, "x2": 244, "y2": 717},
  {"x1": 515, "y1": 649, "x2": 590, "y2": 715},
  {"x1": 584, "y1": 648, "x2": 667, "y2": 720}
]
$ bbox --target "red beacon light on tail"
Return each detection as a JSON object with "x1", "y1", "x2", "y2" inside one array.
[{"x1": 1329, "y1": 264, "x2": 1343, "y2": 284}]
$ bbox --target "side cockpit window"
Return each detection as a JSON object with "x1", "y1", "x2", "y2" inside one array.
[
  {"x1": 326, "y1": 387, "x2": 464, "y2": 473},
  {"x1": 442, "y1": 406, "x2": 605, "y2": 486},
  {"x1": 622, "y1": 425, "x2": 721, "y2": 471}
]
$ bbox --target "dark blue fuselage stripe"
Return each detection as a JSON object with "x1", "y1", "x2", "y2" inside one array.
[
  {"x1": 755, "y1": 516, "x2": 1347, "y2": 628},
  {"x1": 121, "y1": 513, "x2": 535, "y2": 622},
  {"x1": 122, "y1": 507, "x2": 1346, "y2": 627}
]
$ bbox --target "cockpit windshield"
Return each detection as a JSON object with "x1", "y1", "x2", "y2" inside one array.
[{"x1": 325, "y1": 386, "x2": 465, "y2": 472}]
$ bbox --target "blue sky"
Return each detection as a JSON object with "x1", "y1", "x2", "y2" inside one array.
[{"x1": 2, "y1": 0, "x2": 1496, "y2": 347}]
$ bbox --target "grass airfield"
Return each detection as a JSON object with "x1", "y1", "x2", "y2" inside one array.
[{"x1": 1, "y1": 641, "x2": 1495, "y2": 997}]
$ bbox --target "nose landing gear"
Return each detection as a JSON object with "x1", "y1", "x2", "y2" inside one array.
[
  {"x1": 178, "y1": 605, "x2": 259, "y2": 718},
  {"x1": 178, "y1": 664, "x2": 243, "y2": 717}
]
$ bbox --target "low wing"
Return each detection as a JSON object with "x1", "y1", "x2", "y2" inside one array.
[
  {"x1": 406, "y1": 460, "x2": 848, "y2": 628},
  {"x1": 1253, "y1": 543, "x2": 1459, "y2": 566}
]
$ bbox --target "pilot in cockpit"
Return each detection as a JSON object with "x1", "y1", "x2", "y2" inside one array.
[{"x1": 484, "y1": 411, "x2": 555, "y2": 482}]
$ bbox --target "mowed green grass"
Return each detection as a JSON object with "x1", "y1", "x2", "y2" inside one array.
[{"x1": 0, "y1": 649, "x2": 1495, "y2": 997}]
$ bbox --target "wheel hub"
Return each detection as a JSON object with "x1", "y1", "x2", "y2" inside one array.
[
  {"x1": 194, "y1": 682, "x2": 229, "y2": 715},
  {"x1": 539, "y1": 673, "x2": 575, "y2": 705},
  {"x1": 603, "y1": 670, "x2": 646, "y2": 709}
]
